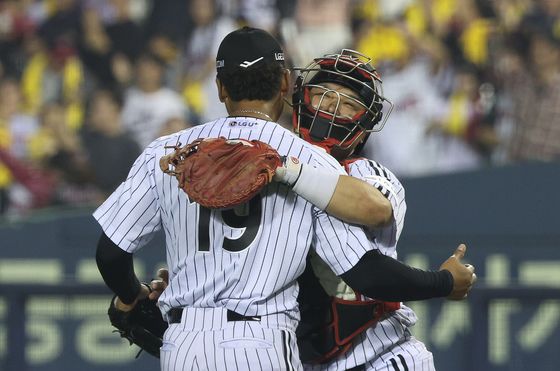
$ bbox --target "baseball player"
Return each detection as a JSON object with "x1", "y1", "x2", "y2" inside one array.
[
  {"x1": 284, "y1": 50, "x2": 449, "y2": 370},
  {"x1": 95, "y1": 28, "x2": 474, "y2": 371}
]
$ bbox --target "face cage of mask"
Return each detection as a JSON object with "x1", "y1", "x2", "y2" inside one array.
[{"x1": 293, "y1": 83, "x2": 381, "y2": 150}]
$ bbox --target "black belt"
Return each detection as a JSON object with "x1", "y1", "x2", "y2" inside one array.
[{"x1": 168, "y1": 308, "x2": 261, "y2": 324}]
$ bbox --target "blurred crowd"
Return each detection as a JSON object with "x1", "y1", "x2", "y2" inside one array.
[{"x1": 0, "y1": 0, "x2": 559, "y2": 216}]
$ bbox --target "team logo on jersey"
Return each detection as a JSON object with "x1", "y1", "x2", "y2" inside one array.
[{"x1": 229, "y1": 121, "x2": 258, "y2": 127}]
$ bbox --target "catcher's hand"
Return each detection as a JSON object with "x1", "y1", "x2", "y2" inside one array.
[
  {"x1": 159, "y1": 137, "x2": 282, "y2": 209},
  {"x1": 108, "y1": 284, "x2": 168, "y2": 358},
  {"x1": 439, "y1": 244, "x2": 477, "y2": 300},
  {"x1": 149, "y1": 268, "x2": 169, "y2": 301}
]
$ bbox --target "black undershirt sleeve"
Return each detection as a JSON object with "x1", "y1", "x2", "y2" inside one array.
[
  {"x1": 340, "y1": 250, "x2": 453, "y2": 301},
  {"x1": 95, "y1": 232, "x2": 141, "y2": 304}
]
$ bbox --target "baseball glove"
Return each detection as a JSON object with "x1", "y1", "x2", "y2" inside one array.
[
  {"x1": 108, "y1": 287, "x2": 168, "y2": 359},
  {"x1": 159, "y1": 137, "x2": 282, "y2": 209}
]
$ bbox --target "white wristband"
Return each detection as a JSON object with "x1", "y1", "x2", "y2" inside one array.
[{"x1": 292, "y1": 165, "x2": 339, "y2": 210}]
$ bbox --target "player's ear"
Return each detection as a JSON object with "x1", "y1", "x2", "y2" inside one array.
[
  {"x1": 216, "y1": 78, "x2": 228, "y2": 103},
  {"x1": 280, "y1": 69, "x2": 291, "y2": 98}
]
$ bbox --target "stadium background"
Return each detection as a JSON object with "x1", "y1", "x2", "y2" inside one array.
[{"x1": 0, "y1": 0, "x2": 559, "y2": 370}]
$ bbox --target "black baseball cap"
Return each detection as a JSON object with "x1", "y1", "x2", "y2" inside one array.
[{"x1": 216, "y1": 27, "x2": 285, "y2": 75}]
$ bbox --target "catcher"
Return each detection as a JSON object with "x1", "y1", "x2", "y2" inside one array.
[{"x1": 282, "y1": 50, "x2": 468, "y2": 370}]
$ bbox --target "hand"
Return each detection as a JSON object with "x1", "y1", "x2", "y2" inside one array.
[
  {"x1": 439, "y1": 244, "x2": 477, "y2": 300},
  {"x1": 273, "y1": 156, "x2": 302, "y2": 186},
  {"x1": 149, "y1": 268, "x2": 169, "y2": 300},
  {"x1": 114, "y1": 284, "x2": 150, "y2": 312}
]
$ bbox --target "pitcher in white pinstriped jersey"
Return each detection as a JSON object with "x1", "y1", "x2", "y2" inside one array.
[
  {"x1": 93, "y1": 28, "x2": 425, "y2": 371},
  {"x1": 278, "y1": 50, "x2": 477, "y2": 370}
]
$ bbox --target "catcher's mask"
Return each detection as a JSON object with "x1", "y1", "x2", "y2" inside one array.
[{"x1": 292, "y1": 49, "x2": 393, "y2": 158}]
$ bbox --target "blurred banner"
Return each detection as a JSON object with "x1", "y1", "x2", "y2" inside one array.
[{"x1": 1, "y1": 161, "x2": 559, "y2": 371}]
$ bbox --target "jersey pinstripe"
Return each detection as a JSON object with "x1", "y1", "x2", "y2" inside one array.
[
  {"x1": 159, "y1": 307, "x2": 303, "y2": 371},
  {"x1": 346, "y1": 159, "x2": 406, "y2": 259},
  {"x1": 93, "y1": 117, "x2": 374, "y2": 323},
  {"x1": 307, "y1": 158, "x2": 434, "y2": 371}
]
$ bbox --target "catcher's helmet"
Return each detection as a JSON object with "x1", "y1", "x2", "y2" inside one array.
[{"x1": 292, "y1": 49, "x2": 392, "y2": 158}]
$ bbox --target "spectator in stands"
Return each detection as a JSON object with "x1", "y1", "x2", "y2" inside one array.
[
  {"x1": 82, "y1": 89, "x2": 140, "y2": 195},
  {"x1": 20, "y1": 35, "x2": 85, "y2": 130},
  {"x1": 29, "y1": 102, "x2": 82, "y2": 171},
  {"x1": 143, "y1": 0, "x2": 190, "y2": 45},
  {"x1": 280, "y1": 0, "x2": 353, "y2": 67},
  {"x1": 158, "y1": 116, "x2": 192, "y2": 138},
  {"x1": 0, "y1": 1, "x2": 36, "y2": 78},
  {"x1": 502, "y1": 31, "x2": 560, "y2": 162},
  {"x1": 179, "y1": 0, "x2": 236, "y2": 121},
  {"x1": 361, "y1": 22, "x2": 449, "y2": 178},
  {"x1": 120, "y1": 51, "x2": 187, "y2": 148},
  {"x1": 78, "y1": 1, "x2": 143, "y2": 88},
  {"x1": 28, "y1": 0, "x2": 84, "y2": 121},
  {"x1": 28, "y1": 102, "x2": 100, "y2": 206},
  {"x1": 520, "y1": 0, "x2": 560, "y2": 37},
  {"x1": 0, "y1": 79, "x2": 38, "y2": 161},
  {"x1": 146, "y1": 33, "x2": 182, "y2": 90},
  {"x1": 427, "y1": 65, "x2": 497, "y2": 173},
  {"x1": 237, "y1": 0, "x2": 279, "y2": 32},
  {"x1": 0, "y1": 0, "x2": 557, "y2": 213},
  {"x1": 0, "y1": 78, "x2": 39, "y2": 213}
]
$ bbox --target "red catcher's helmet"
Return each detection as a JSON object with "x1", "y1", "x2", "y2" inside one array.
[{"x1": 292, "y1": 49, "x2": 393, "y2": 156}]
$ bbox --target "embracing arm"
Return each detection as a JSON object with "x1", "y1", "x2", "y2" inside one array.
[
  {"x1": 340, "y1": 250, "x2": 452, "y2": 301},
  {"x1": 274, "y1": 159, "x2": 392, "y2": 228},
  {"x1": 340, "y1": 244, "x2": 476, "y2": 301},
  {"x1": 327, "y1": 175, "x2": 392, "y2": 228}
]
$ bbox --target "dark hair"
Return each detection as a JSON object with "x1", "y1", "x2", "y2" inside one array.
[
  {"x1": 217, "y1": 63, "x2": 283, "y2": 101},
  {"x1": 137, "y1": 50, "x2": 166, "y2": 68},
  {"x1": 88, "y1": 88, "x2": 124, "y2": 111}
]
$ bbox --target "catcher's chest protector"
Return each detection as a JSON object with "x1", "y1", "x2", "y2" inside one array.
[{"x1": 296, "y1": 259, "x2": 399, "y2": 364}]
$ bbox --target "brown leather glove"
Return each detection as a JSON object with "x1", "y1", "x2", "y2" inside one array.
[{"x1": 160, "y1": 137, "x2": 281, "y2": 209}]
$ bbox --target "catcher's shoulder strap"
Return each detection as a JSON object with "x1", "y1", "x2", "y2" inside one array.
[{"x1": 297, "y1": 256, "x2": 400, "y2": 364}]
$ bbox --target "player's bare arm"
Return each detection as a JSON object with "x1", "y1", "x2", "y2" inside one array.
[
  {"x1": 275, "y1": 160, "x2": 392, "y2": 227},
  {"x1": 328, "y1": 174, "x2": 392, "y2": 227}
]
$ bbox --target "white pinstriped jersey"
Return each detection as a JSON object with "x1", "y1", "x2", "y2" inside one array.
[
  {"x1": 93, "y1": 117, "x2": 374, "y2": 322},
  {"x1": 308, "y1": 158, "x2": 429, "y2": 371}
]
